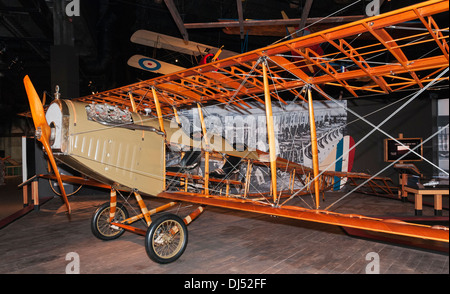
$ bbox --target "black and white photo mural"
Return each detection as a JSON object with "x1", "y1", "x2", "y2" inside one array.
[{"x1": 173, "y1": 100, "x2": 348, "y2": 194}]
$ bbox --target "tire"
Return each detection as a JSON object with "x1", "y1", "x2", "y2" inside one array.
[
  {"x1": 91, "y1": 202, "x2": 129, "y2": 241},
  {"x1": 145, "y1": 213, "x2": 188, "y2": 264}
]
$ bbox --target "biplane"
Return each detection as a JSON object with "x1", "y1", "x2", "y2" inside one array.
[
  {"x1": 127, "y1": 30, "x2": 238, "y2": 75},
  {"x1": 23, "y1": 0, "x2": 449, "y2": 264}
]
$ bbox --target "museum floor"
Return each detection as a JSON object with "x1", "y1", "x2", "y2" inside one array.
[{"x1": 0, "y1": 176, "x2": 448, "y2": 274}]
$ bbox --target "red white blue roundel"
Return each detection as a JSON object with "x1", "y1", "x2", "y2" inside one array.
[{"x1": 138, "y1": 58, "x2": 162, "y2": 71}]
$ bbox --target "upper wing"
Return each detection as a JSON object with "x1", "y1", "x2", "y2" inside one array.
[{"x1": 72, "y1": 0, "x2": 449, "y2": 116}]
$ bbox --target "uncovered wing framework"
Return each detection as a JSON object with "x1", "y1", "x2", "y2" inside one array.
[
  {"x1": 25, "y1": 0, "x2": 449, "y2": 252},
  {"x1": 76, "y1": 0, "x2": 448, "y2": 115}
]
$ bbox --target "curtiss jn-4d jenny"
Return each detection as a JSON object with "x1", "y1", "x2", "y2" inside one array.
[{"x1": 24, "y1": 0, "x2": 448, "y2": 264}]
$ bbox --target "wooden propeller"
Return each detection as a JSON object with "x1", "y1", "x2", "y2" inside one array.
[{"x1": 24, "y1": 75, "x2": 71, "y2": 214}]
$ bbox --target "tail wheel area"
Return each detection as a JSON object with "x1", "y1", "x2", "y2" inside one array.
[
  {"x1": 145, "y1": 214, "x2": 188, "y2": 264},
  {"x1": 91, "y1": 202, "x2": 129, "y2": 241}
]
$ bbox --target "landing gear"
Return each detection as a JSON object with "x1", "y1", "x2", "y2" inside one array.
[
  {"x1": 91, "y1": 202, "x2": 129, "y2": 240},
  {"x1": 90, "y1": 189, "x2": 204, "y2": 264},
  {"x1": 145, "y1": 214, "x2": 188, "y2": 264}
]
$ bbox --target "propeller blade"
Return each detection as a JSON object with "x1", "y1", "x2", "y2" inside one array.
[
  {"x1": 23, "y1": 75, "x2": 71, "y2": 214},
  {"x1": 24, "y1": 76, "x2": 48, "y2": 131},
  {"x1": 42, "y1": 139, "x2": 72, "y2": 214}
]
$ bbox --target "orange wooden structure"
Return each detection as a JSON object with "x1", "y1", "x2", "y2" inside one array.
[{"x1": 71, "y1": 0, "x2": 448, "y2": 113}]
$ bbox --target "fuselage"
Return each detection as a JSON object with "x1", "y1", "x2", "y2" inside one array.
[{"x1": 44, "y1": 99, "x2": 258, "y2": 195}]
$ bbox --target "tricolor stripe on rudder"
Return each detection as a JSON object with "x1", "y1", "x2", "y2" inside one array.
[{"x1": 333, "y1": 136, "x2": 355, "y2": 191}]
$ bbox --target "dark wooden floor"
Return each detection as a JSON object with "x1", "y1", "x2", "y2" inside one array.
[
  {"x1": 0, "y1": 184, "x2": 448, "y2": 274},
  {"x1": 0, "y1": 177, "x2": 26, "y2": 221}
]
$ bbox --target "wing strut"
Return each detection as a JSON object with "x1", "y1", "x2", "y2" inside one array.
[
  {"x1": 128, "y1": 92, "x2": 137, "y2": 112},
  {"x1": 151, "y1": 87, "x2": 165, "y2": 134},
  {"x1": 262, "y1": 59, "x2": 278, "y2": 202},
  {"x1": 307, "y1": 87, "x2": 320, "y2": 209},
  {"x1": 197, "y1": 104, "x2": 210, "y2": 195}
]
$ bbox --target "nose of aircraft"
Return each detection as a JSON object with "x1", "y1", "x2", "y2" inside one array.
[{"x1": 23, "y1": 75, "x2": 71, "y2": 214}]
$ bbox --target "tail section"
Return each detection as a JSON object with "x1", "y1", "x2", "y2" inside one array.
[
  {"x1": 332, "y1": 136, "x2": 355, "y2": 190},
  {"x1": 319, "y1": 135, "x2": 355, "y2": 191}
]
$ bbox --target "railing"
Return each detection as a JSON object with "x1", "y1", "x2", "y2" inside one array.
[{"x1": 5, "y1": 165, "x2": 22, "y2": 177}]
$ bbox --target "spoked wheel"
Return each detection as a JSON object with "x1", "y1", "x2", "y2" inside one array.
[
  {"x1": 91, "y1": 202, "x2": 129, "y2": 241},
  {"x1": 145, "y1": 214, "x2": 188, "y2": 264}
]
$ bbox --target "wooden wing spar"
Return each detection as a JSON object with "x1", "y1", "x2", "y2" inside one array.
[
  {"x1": 21, "y1": 0, "x2": 449, "y2": 264},
  {"x1": 73, "y1": 0, "x2": 448, "y2": 116}
]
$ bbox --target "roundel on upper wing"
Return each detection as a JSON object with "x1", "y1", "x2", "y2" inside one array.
[{"x1": 138, "y1": 58, "x2": 162, "y2": 71}]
